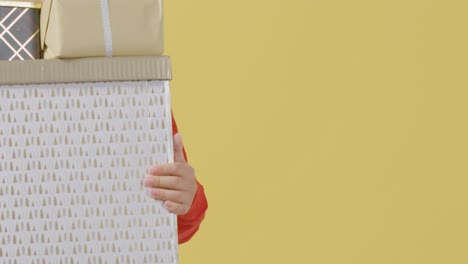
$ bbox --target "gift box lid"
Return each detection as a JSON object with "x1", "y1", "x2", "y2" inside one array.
[{"x1": 0, "y1": 56, "x2": 172, "y2": 85}]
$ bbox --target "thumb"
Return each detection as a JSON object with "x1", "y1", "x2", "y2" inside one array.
[{"x1": 173, "y1": 133, "x2": 187, "y2": 163}]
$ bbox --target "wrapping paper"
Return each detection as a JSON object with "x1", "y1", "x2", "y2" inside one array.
[
  {"x1": 41, "y1": 0, "x2": 164, "y2": 59},
  {"x1": 0, "y1": 1, "x2": 41, "y2": 60}
]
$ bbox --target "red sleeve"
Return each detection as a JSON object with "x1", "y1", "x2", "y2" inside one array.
[{"x1": 171, "y1": 112, "x2": 208, "y2": 244}]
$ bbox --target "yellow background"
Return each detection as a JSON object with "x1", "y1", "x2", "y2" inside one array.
[{"x1": 165, "y1": 0, "x2": 468, "y2": 263}]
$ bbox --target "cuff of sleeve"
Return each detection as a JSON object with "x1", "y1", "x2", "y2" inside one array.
[
  {"x1": 177, "y1": 180, "x2": 208, "y2": 244},
  {"x1": 179, "y1": 181, "x2": 208, "y2": 222}
]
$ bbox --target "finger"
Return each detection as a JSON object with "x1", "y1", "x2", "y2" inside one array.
[
  {"x1": 164, "y1": 200, "x2": 190, "y2": 215},
  {"x1": 148, "y1": 163, "x2": 193, "y2": 177},
  {"x1": 173, "y1": 133, "x2": 187, "y2": 163},
  {"x1": 144, "y1": 175, "x2": 186, "y2": 190},
  {"x1": 146, "y1": 188, "x2": 186, "y2": 204}
]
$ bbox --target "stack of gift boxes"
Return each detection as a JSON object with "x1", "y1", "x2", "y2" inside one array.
[
  {"x1": 0, "y1": 0, "x2": 164, "y2": 60},
  {"x1": 0, "y1": 1, "x2": 180, "y2": 262}
]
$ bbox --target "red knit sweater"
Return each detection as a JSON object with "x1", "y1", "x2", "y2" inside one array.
[{"x1": 171, "y1": 114, "x2": 208, "y2": 244}]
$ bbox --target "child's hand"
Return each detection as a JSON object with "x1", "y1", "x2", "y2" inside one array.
[{"x1": 144, "y1": 133, "x2": 198, "y2": 215}]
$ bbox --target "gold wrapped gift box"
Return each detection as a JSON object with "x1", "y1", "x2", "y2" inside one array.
[{"x1": 41, "y1": 0, "x2": 164, "y2": 59}]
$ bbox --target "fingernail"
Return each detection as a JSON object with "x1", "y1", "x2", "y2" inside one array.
[
  {"x1": 164, "y1": 202, "x2": 171, "y2": 210},
  {"x1": 149, "y1": 165, "x2": 158, "y2": 175},
  {"x1": 145, "y1": 189, "x2": 153, "y2": 198},
  {"x1": 142, "y1": 176, "x2": 150, "y2": 187}
]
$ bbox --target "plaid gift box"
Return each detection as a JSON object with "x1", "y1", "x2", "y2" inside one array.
[{"x1": 0, "y1": 1, "x2": 41, "y2": 61}]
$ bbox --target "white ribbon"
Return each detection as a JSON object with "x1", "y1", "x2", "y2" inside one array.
[{"x1": 99, "y1": 0, "x2": 113, "y2": 57}]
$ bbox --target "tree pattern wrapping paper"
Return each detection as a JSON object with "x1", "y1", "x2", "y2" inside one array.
[{"x1": 0, "y1": 80, "x2": 179, "y2": 263}]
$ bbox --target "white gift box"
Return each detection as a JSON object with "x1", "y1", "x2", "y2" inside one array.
[{"x1": 0, "y1": 56, "x2": 178, "y2": 263}]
